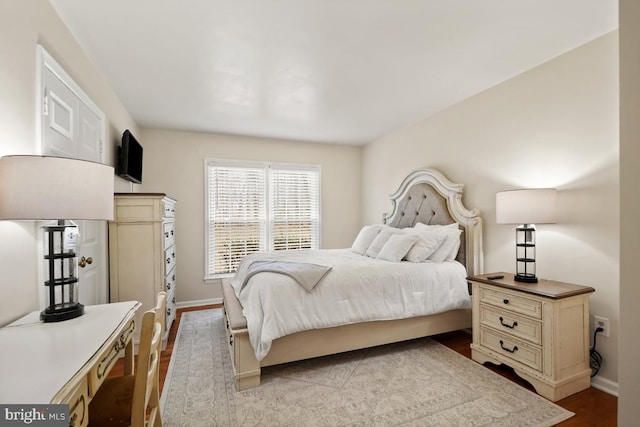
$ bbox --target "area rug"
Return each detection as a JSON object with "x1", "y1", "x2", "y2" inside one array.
[{"x1": 161, "y1": 309, "x2": 573, "y2": 426}]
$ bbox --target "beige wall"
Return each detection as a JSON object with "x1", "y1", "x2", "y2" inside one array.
[
  {"x1": 618, "y1": 0, "x2": 640, "y2": 422},
  {"x1": 0, "y1": 0, "x2": 139, "y2": 326},
  {"x1": 363, "y1": 33, "x2": 620, "y2": 386},
  {"x1": 138, "y1": 128, "x2": 362, "y2": 303}
]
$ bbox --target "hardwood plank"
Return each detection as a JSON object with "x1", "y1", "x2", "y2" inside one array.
[{"x1": 111, "y1": 307, "x2": 617, "y2": 425}]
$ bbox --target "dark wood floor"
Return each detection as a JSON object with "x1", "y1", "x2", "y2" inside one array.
[{"x1": 112, "y1": 305, "x2": 617, "y2": 426}]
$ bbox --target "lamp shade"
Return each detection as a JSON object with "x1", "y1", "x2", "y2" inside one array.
[
  {"x1": 0, "y1": 155, "x2": 114, "y2": 221},
  {"x1": 496, "y1": 189, "x2": 557, "y2": 225}
]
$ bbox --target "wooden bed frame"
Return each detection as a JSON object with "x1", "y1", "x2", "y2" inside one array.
[{"x1": 222, "y1": 168, "x2": 484, "y2": 391}]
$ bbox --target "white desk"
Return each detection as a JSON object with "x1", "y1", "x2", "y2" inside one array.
[{"x1": 0, "y1": 301, "x2": 140, "y2": 426}]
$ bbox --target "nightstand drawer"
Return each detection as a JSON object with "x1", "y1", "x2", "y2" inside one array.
[
  {"x1": 478, "y1": 286, "x2": 542, "y2": 319},
  {"x1": 479, "y1": 304, "x2": 542, "y2": 345},
  {"x1": 479, "y1": 327, "x2": 542, "y2": 372}
]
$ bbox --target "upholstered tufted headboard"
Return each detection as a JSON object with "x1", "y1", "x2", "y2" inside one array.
[{"x1": 382, "y1": 168, "x2": 483, "y2": 276}]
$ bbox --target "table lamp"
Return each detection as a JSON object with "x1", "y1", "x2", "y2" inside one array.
[
  {"x1": 0, "y1": 155, "x2": 114, "y2": 321},
  {"x1": 496, "y1": 188, "x2": 557, "y2": 283}
]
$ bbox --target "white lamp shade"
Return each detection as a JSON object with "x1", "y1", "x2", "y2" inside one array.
[
  {"x1": 496, "y1": 189, "x2": 557, "y2": 224},
  {"x1": 0, "y1": 155, "x2": 114, "y2": 221}
]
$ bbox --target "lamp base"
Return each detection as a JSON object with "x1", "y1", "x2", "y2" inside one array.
[
  {"x1": 40, "y1": 302, "x2": 84, "y2": 322},
  {"x1": 514, "y1": 273, "x2": 538, "y2": 284}
]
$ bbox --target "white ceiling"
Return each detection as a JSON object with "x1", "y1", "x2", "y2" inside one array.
[{"x1": 50, "y1": 0, "x2": 617, "y2": 145}]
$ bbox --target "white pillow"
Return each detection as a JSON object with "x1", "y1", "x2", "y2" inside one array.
[
  {"x1": 403, "y1": 229, "x2": 446, "y2": 262},
  {"x1": 377, "y1": 233, "x2": 419, "y2": 262},
  {"x1": 430, "y1": 226, "x2": 461, "y2": 263},
  {"x1": 415, "y1": 223, "x2": 461, "y2": 263},
  {"x1": 365, "y1": 228, "x2": 400, "y2": 258},
  {"x1": 351, "y1": 224, "x2": 383, "y2": 255},
  {"x1": 444, "y1": 229, "x2": 463, "y2": 261}
]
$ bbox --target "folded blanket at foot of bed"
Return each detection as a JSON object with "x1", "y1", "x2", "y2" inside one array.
[{"x1": 240, "y1": 261, "x2": 332, "y2": 293}]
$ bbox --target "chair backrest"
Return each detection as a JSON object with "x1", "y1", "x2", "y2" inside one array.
[{"x1": 131, "y1": 291, "x2": 166, "y2": 427}]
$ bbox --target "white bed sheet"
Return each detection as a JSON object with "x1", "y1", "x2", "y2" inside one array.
[{"x1": 230, "y1": 249, "x2": 471, "y2": 361}]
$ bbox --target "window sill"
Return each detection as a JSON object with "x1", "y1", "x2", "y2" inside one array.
[{"x1": 204, "y1": 273, "x2": 233, "y2": 285}]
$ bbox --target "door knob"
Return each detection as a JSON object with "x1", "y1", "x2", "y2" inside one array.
[{"x1": 79, "y1": 256, "x2": 93, "y2": 268}]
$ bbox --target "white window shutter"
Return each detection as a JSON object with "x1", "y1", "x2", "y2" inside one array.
[
  {"x1": 269, "y1": 167, "x2": 319, "y2": 251},
  {"x1": 206, "y1": 160, "x2": 320, "y2": 277},
  {"x1": 207, "y1": 165, "x2": 266, "y2": 275}
]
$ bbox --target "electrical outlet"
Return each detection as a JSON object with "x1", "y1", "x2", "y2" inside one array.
[{"x1": 594, "y1": 315, "x2": 610, "y2": 337}]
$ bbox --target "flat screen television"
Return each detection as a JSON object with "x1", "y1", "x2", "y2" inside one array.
[{"x1": 117, "y1": 129, "x2": 143, "y2": 183}]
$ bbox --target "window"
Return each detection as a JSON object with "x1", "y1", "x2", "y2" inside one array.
[{"x1": 205, "y1": 160, "x2": 320, "y2": 277}]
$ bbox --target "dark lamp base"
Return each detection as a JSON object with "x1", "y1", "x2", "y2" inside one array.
[
  {"x1": 515, "y1": 274, "x2": 538, "y2": 284},
  {"x1": 40, "y1": 303, "x2": 85, "y2": 322}
]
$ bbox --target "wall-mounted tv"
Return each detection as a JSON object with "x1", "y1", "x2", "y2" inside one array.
[{"x1": 117, "y1": 129, "x2": 143, "y2": 184}]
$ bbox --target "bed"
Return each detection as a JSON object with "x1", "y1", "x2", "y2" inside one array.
[{"x1": 221, "y1": 167, "x2": 483, "y2": 391}]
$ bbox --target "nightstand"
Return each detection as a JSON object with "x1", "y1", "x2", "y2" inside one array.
[{"x1": 469, "y1": 272, "x2": 595, "y2": 401}]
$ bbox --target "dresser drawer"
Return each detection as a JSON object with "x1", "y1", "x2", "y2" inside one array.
[
  {"x1": 166, "y1": 289, "x2": 177, "y2": 331},
  {"x1": 479, "y1": 304, "x2": 542, "y2": 345},
  {"x1": 164, "y1": 245, "x2": 176, "y2": 274},
  {"x1": 479, "y1": 327, "x2": 542, "y2": 372},
  {"x1": 478, "y1": 286, "x2": 542, "y2": 319},
  {"x1": 165, "y1": 267, "x2": 176, "y2": 293},
  {"x1": 88, "y1": 318, "x2": 136, "y2": 397},
  {"x1": 163, "y1": 221, "x2": 175, "y2": 249},
  {"x1": 163, "y1": 198, "x2": 176, "y2": 218}
]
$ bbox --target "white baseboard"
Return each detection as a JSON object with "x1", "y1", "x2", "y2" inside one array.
[
  {"x1": 175, "y1": 297, "x2": 223, "y2": 309},
  {"x1": 591, "y1": 375, "x2": 619, "y2": 397}
]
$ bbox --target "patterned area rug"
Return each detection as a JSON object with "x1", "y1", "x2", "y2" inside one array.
[{"x1": 161, "y1": 309, "x2": 573, "y2": 426}]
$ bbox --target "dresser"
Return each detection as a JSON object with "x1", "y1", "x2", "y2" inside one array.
[
  {"x1": 469, "y1": 273, "x2": 595, "y2": 401},
  {"x1": 108, "y1": 193, "x2": 177, "y2": 348}
]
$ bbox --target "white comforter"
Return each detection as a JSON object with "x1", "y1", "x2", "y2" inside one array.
[{"x1": 230, "y1": 249, "x2": 471, "y2": 361}]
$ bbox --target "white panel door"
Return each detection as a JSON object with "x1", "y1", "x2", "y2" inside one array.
[
  {"x1": 43, "y1": 67, "x2": 79, "y2": 158},
  {"x1": 40, "y1": 47, "x2": 108, "y2": 306},
  {"x1": 78, "y1": 102, "x2": 102, "y2": 162},
  {"x1": 77, "y1": 220, "x2": 106, "y2": 304}
]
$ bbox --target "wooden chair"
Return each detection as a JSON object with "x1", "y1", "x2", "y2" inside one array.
[{"x1": 89, "y1": 292, "x2": 167, "y2": 427}]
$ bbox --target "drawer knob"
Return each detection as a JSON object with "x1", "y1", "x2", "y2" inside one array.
[
  {"x1": 229, "y1": 334, "x2": 234, "y2": 346},
  {"x1": 165, "y1": 232, "x2": 169, "y2": 238},
  {"x1": 499, "y1": 340, "x2": 518, "y2": 354},
  {"x1": 503, "y1": 299, "x2": 509, "y2": 305},
  {"x1": 499, "y1": 317, "x2": 518, "y2": 329},
  {"x1": 166, "y1": 258, "x2": 170, "y2": 264}
]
